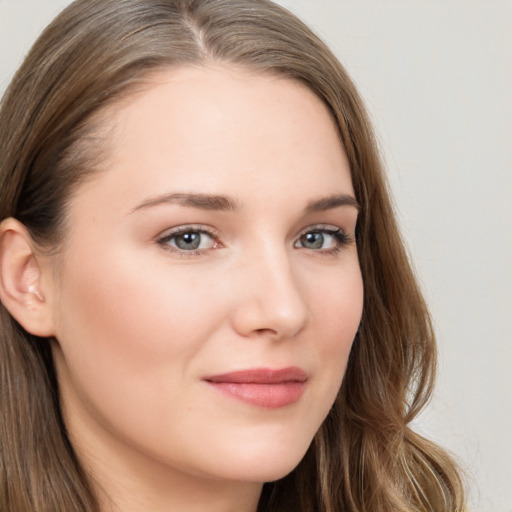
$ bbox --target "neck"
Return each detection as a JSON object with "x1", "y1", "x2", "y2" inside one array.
[
  {"x1": 78, "y1": 439, "x2": 262, "y2": 512},
  {"x1": 65, "y1": 412, "x2": 262, "y2": 512},
  {"x1": 95, "y1": 468, "x2": 262, "y2": 512}
]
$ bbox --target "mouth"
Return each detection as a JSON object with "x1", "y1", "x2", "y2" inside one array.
[{"x1": 203, "y1": 367, "x2": 308, "y2": 409}]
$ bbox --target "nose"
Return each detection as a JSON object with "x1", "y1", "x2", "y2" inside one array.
[{"x1": 229, "y1": 246, "x2": 310, "y2": 340}]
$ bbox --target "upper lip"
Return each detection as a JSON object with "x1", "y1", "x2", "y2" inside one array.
[{"x1": 204, "y1": 367, "x2": 308, "y2": 384}]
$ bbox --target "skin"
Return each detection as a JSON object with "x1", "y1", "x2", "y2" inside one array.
[{"x1": 36, "y1": 66, "x2": 363, "y2": 511}]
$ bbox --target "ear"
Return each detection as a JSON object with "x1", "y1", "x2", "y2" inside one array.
[{"x1": 0, "y1": 218, "x2": 56, "y2": 337}]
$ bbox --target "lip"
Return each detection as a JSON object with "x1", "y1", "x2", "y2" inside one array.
[{"x1": 204, "y1": 367, "x2": 308, "y2": 409}]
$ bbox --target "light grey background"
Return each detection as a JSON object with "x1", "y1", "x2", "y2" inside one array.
[{"x1": 1, "y1": 1, "x2": 511, "y2": 511}]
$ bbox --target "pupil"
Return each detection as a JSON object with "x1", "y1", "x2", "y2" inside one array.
[
  {"x1": 177, "y1": 232, "x2": 200, "y2": 250},
  {"x1": 304, "y1": 232, "x2": 323, "y2": 249}
]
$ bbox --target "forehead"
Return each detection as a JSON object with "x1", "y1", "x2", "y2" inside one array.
[{"x1": 70, "y1": 64, "x2": 353, "y2": 217}]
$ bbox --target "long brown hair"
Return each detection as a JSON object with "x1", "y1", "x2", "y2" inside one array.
[{"x1": 0, "y1": 0, "x2": 465, "y2": 510}]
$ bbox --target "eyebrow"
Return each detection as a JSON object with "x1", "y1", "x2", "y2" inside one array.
[
  {"x1": 131, "y1": 192, "x2": 241, "y2": 213},
  {"x1": 130, "y1": 192, "x2": 359, "y2": 214},
  {"x1": 305, "y1": 194, "x2": 360, "y2": 214}
]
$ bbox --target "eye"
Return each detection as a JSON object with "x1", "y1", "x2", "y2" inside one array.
[
  {"x1": 158, "y1": 227, "x2": 219, "y2": 253},
  {"x1": 294, "y1": 227, "x2": 352, "y2": 253}
]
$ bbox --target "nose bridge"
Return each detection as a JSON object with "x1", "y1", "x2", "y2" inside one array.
[{"x1": 231, "y1": 238, "x2": 310, "y2": 339}]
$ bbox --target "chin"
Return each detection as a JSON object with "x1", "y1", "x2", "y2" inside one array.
[{"x1": 209, "y1": 436, "x2": 312, "y2": 484}]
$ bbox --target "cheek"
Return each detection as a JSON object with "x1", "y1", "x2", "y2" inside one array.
[
  {"x1": 52, "y1": 246, "x2": 235, "y2": 470},
  {"x1": 311, "y1": 262, "x2": 363, "y2": 341},
  {"x1": 57, "y1": 245, "x2": 215, "y2": 352},
  {"x1": 52, "y1": 245, "x2": 223, "y2": 416},
  {"x1": 307, "y1": 264, "x2": 363, "y2": 387}
]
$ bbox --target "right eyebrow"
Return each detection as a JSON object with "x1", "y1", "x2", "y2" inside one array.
[{"x1": 130, "y1": 192, "x2": 241, "y2": 213}]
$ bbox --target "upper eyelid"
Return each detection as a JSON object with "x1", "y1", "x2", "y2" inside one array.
[
  {"x1": 297, "y1": 224, "x2": 348, "y2": 235},
  {"x1": 156, "y1": 223, "x2": 350, "y2": 238},
  {"x1": 157, "y1": 224, "x2": 220, "y2": 239},
  {"x1": 157, "y1": 223, "x2": 345, "y2": 236},
  {"x1": 297, "y1": 225, "x2": 351, "y2": 241},
  {"x1": 299, "y1": 224, "x2": 356, "y2": 244}
]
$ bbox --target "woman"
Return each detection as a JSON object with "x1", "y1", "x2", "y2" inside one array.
[{"x1": 0, "y1": 0, "x2": 466, "y2": 510}]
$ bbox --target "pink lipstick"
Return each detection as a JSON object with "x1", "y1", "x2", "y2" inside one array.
[{"x1": 204, "y1": 367, "x2": 308, "y2": 408}]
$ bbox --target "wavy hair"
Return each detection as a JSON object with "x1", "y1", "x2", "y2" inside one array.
[{"x1": 0, "y1": 0, "x2": 465, "y2": 510}]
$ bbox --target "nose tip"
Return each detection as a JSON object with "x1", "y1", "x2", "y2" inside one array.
[{"x1": 230, "y1": 259, "x2": 310, "y2": 340}]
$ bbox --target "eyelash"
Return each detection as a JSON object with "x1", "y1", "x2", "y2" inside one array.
[
  {"x1": 157, "y1": 225, "x2": 220, "y2": 256},
  {"x1": 295, "y1": 225, "x2": 354, "y2": 256},
  {"x1": 156, "y1": 224, "x2": 354, "y2": 257}
]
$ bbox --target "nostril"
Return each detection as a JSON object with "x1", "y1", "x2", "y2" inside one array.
[{"x1": 253, "y1": 327, "x2": 279, "y2": 337}]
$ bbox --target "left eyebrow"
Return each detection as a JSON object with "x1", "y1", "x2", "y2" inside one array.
[{"x1": 305, "y1": 194, "x2": 360, "y2": 214}]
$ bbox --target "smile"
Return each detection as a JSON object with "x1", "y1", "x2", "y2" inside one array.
[{"x1": 204, "y1": 367, "x2": 308, "y2": 408}]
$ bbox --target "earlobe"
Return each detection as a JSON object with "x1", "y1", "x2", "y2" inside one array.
[{"x1": 0, "y1": 218, "x2": 56, "y2": 337}]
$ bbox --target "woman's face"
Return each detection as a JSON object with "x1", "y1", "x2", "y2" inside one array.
[{"x1": 47, "y1": 65, "x2": 363, "y2": 488}]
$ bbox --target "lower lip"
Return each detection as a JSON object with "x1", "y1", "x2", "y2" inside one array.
[{"x1": 206, "y1": 381, "x2": 306, "y2": 408}]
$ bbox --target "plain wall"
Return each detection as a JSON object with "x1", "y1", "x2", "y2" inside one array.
[{"x1": 1, "y1": 1, "x2": 511, "y2": 511}]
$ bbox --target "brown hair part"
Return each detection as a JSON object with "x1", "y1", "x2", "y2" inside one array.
[{"x1": 0, "y1": 0, "x2": 466, "y2": 510}]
